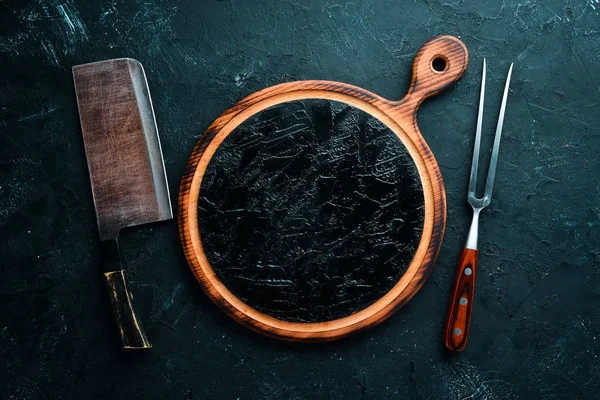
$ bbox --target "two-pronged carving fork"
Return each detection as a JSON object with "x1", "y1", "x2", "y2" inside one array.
[{"x1": 444, "y1": 60, "x2": 513, "y2": 352}]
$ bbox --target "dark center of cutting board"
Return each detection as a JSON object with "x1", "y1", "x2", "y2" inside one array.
[{"x1": 198, "y1": 99, "x2": 424, "y2": 323}]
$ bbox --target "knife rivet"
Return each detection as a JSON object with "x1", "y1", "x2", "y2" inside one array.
[
  {"x1": 464, "y1": 268, "x2": 472, "y2": 276},
  {"x1": 460, "y1": 298, "x2": 468, "y2": 305},
  {"x1": 454, "y1": 328, "x2": 462, "y2": 336}
]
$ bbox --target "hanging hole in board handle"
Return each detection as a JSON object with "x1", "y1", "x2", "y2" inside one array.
[
  {"x1": 396, "y1": 35, "x2": 469, "y2": 111},
  {"x1": 431, "y1": 55, "x2": 449, "y2": 73}
]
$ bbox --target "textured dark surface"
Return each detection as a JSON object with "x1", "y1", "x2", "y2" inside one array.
[
  {"x1": 1, "y1": 0, "x2": 599, "y2": 399},
  {"x1": 199, "y1": 99, "x2": 424, "y2": 322}
]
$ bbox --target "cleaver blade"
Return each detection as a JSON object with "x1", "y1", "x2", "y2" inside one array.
[
  {"x1": 73, "y1": 58, "x2": 172, "y2": 349},
  {"x1": 73, "y1": 58, "x2": 172, "y2": 239}
]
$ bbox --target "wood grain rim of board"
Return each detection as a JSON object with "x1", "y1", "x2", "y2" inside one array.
[{"x1": 178, "y1": 35, "x2": 468, "y2": 342}]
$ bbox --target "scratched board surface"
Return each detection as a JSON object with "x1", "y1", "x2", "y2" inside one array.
[
  {"x1": 198, "y1": 99, "x2": 424, "y2": 322},
  {"x1": 1, "y1": 0, "x2": 600, "y2": 399}
]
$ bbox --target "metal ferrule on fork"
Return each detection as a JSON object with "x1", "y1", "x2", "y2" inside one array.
[{"x1": 465, "y1": 207, "x2": 480, "y2": 251}]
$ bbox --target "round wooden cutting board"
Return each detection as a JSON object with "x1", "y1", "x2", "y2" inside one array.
[{"x1": 179, "y1": 36, "x2": 468, "y2": 341}]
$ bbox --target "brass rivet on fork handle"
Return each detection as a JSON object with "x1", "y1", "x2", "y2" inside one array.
[{"x1": 444, "y1": 59, "x2": 514, "y2": 352}]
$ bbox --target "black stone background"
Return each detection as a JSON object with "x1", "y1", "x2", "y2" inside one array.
[{"x1": 1, "y1": 0, "x2": 599, "y2": 399}]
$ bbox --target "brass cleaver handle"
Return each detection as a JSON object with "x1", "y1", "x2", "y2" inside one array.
[{"x1": 101, "y1": 239, "x2": 151, "y2": 349}]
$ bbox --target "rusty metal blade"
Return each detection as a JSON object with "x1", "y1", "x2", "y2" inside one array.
[{"x1": 73, "y1": 58, "x2": 172, "y2": 240}]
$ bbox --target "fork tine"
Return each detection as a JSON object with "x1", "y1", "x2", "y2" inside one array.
[
  {"x1": 468, "y1": 59, "x2": 486, "y2": 199},
  {"x1": 483, "y1": 62, "x2": 513, "y2": 202}
]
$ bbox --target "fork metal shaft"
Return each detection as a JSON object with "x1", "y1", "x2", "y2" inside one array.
[{"x1": 465, "y1": 208, "x2": 481, "y2": 250}]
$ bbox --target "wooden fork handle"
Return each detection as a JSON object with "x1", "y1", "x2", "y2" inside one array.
[{"x1": 444, "y1": 248, "x2": 478, "y2": 351}]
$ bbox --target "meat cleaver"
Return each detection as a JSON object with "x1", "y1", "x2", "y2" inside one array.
[{"x1": 73, "y1": 58, "x2": 172, "y2": 349}]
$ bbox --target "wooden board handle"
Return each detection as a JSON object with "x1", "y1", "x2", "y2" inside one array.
[
  {"x1": 400, "y1": 36, "x2": 468, "y2": 110},
  {"x1": 444, "y1": 248, "x2": 478, "y2": 351}
]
